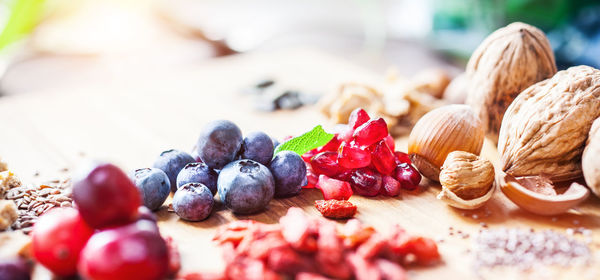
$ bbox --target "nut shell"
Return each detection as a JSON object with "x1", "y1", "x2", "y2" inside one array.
[
  {"x1": 438, "y1": 151, "x2": 495, "y2": 209},
  {"x1": 582, "y1": 118, "x2": 600, "y2": 197},
  {"x1": 408, "y1": 104, "x2": 485, "y2": 181},
  {"x1": 499, "y1": 66, "x2": 600, "y2": 182},
  {"x1": 466, "y1": 22, "x2": 556, "y2": 143}
]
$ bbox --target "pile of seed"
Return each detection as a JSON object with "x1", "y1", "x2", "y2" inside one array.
[
  {"x1": 474, "y1": 227, "x2": 593, "y2": 271},
  {"x1": 4, "y1": 178, "x2": 73, "y2": 233}
]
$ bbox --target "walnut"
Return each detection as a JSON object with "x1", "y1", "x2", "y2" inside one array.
[
  {"x1": 466, "y1": 22, "x2": 557, "y2": 143},
  {"x1": 583, "y1": 118, "x2": 600, "y2": 197},
  {"x1": 437, "y1": 151, "x2": 495, "y2": 209},
  {"x1": 499, "y1": 65, "x2": 600, "y2": 182}
]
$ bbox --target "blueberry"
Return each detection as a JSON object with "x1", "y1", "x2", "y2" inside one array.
[
  {"x1": 196, "y1": 120, "x2": 243, "y2": 169},
  {"x1": 269, "y1": 151, "x2": 306, "y2": 197},
  {"x1": 240, "y1": 131, "x2": 274, "y2": 165},
  {"x1": 172, "y1": 183, "x2": 214, "y2": 221},
  {"x1": 0, "y1": 258, "x2": 30, "y2": 280},
  {"x1": 176, "y1": 162, "x2": 218, "y2": 195},
  {"x1": 132, "y1": 168, "x2": 170, "y2": 211},
  {"x1": 217, "y1": 159, "x2": 274, "y2": 214},
  {"x1": 152, "y1": 149, "x2": 195, "y2": 191}
]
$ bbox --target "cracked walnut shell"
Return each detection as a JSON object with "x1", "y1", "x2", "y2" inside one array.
[
  {"x1": 466, "y1": 22, "x2": 556, "y2": 143},
  {"x1": 438, "y1": 151, "x2": 495, "y2": 209},
  {"x1": 499, "y1": 65, "x2": 600, "y2": 182}
]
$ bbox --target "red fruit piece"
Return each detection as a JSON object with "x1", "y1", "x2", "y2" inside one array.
[
  {"x1": 392, "y1": 236, "x2": 441, "y2": 266},
  {"x1": 314, "y1": 200, "x2": 357, "y2": 219},
  {"x1": 381, "y1": 176, "x2": 401, "y2": 197},
  {"x1": 280, "y1": 208, "x2": 318, "y2": 253},
  {"x1": 348, "y1": 108, "x2": 371, "y2": 129},
  {"x1": 32, "y1": 208, "x2": 94, "y2": 277},
  {"x1": 340, "y1": 219, "x2": 376, "y2": 248},
  {"x1": 338, "y1": 141, "x2": 371, "y2": 169},
  {"x1": 268, "y1": 247, "x2": 314, "y2": 275},
  {"x1": 164, "y1": 236, "x2": 181, "y2": 277},
  {"x1": 394, "y1": 163, "x2": 421, "y2": 191},
  {"x1": 296, "y1": 272, "x2": 333, "y2": 280},
  {"x1": 316, "y1": 175, "x2": 353, "y2": 200},
  {"x1": 346, "y1": 253, "x2": 381, "y2": 280},
  {"x1": 349, "y1": 168, "x2": 382, "y2": 197},
  {"x1": 370, "y1": 140, "x2": 397, "y2": 175},
  {"x1": 384, "y1": 135, "x2": 395, "y2": 151},
  {"x1": 375, "y1": 259, "x2": 406, "y2": 280},
  {"x1": 394, "y1": 152, "x2": 411, "y2": 165},
  {"x1": 78, "y1": 220, "x2": 169, "y2": 280},
  {"x1": 226, "y1": 256, "x2": 281, "y2": 280},
  {"x1": 316, "y1": 221, "x2": 352, "y2": 278},
  {"x1": 335, "y1": 124, "x2": 354, "y2": 143},
  {"x1": 72, "y1": 162, "x2": 141, "y2": 228},
  {"x1": 357, "y1": 233, "x2": 387, "y2": 259},
  {"x1": 311, "y1": 152, "x2": 346, "y2": 177},
  {"x1": 319, "y1": 137, "x2": 342, "y2": 152},
  {"x1": 352, "y1": 118, "x2": 388, "y2": 147},
  {"x1": 304, "y1": 168, "x2": 319, "y2": 189},
  {"x1": 302, "y1": 149, "x2": 319, "y2": 162}
]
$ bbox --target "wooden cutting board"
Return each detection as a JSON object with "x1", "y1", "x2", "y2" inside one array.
[{"x1": 1, "y1": 49, "x2": 599, "y2": 280}]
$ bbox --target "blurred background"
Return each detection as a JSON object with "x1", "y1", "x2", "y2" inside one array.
[{"x1": 0, "y1": 0, "x2": 598, "y2": 95}]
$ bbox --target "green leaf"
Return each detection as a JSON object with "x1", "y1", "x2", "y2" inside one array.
[
  {"x1": 274, "y1": 125, "x2": 334, "y2": 156},
  {"x1": 0, "y1": 0, "x2": 45, "y2": 51}
]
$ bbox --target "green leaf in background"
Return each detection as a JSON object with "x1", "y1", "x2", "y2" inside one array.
[
  {"x1": 274, "y1": 125, "x2": 334, "y2": 156},
  {"x1": 0, "y1": 0, "x2": 45, "y2": 51}
]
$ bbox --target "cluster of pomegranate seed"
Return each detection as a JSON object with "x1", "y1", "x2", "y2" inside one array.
[
  {"x1": 304, "y1": 108, "x2": 421, "y2": 200},
  {"x1": 182, "y1": 207, "x2": 440, "y2": 280}
]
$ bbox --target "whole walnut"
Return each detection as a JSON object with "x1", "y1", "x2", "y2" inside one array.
[
  {"x1": 499, "y1": 65, "x2": 600, "y2": 182},
  {"x1": 466, "y1": 22, "x2": 557, "y2": 143}
]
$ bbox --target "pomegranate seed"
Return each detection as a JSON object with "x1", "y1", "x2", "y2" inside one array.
[
  {"x1": 335, "y1": 170, "x2": 353, "y2": 182},
  {"x1": 348, "y1": 108, "x2": 371, "y2": 129},
  {"x1": 338, "y1": 142, "x2": 371, "y2": 169},
  {"x1": 319, "y1": 137, "x2": 341, "y2": 152},
  {"x1": 311, "y1": 152, "x2": 346, "y2": 177},
  {"x1": 302, "y1": 149, "x2": 318, "y2": 162},
  {"x1": 304, "y1": 168, "x2": 319, "y2": 189},
  {"x1": 394, "y1": 163, "x2": 421, "y2": 190},
  {"x1": 384, "y1": 135, "x2": 395, "y2": 151},
  {"x1": 381, "y1": 176, "x2": 401, "y2": 196},
  {"x1": 316, "y1": 175, "x2": 353, "y2": 200},
  {"x1": 352, "y1": 118, "x2": 388, "y2": 147},
  {"x1": 349, "y1": 168, "x2": 382, "y2": 197},
  {"x1": 370, "y1": 140, "x2": 396, "y2": 175},
  {"x1": 394, "y1": 152, "x2": 411, "y2": 165},
  {"x1": 336, "y1": 125, "x2": 354, "y2": 143}
]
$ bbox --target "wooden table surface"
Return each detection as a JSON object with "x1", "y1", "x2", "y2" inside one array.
[{"x1": 1, "y1": 49, "x2": 599, "y2": 279}]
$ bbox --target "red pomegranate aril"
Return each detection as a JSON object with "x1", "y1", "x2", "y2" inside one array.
[
  {"x1": 311, "y1": 152, "x2": 346, "y2": 177},
  {"x1": 384, "y1": 135, "x2": 395, "y2": 151},
  {"x1": 370, "y1": 140, "x2": 397, "y2": 175},
  {"x1": 348, "y1": 108, "x2": 371, "y2": 129},
  {"x1": 394, "y1": 163, "x2": 421, "y2": 191},
  {"x1": 352, "y1": 118, "x2": 388, "y2": 147},
  {"x1": 316, "y1": 175, "x2": 353, "y2": 200},
  {"x1": 394, "y1": 152, "x2": 411, "y2": 165},
  {"x1": 335, "y1": 169, "x2": 354, "y2": 182},
  {"x1": 319, "y1": 137, "x2": 342, "y2": 152},
  {"x1": 338, "y1": 142, "x2": 371, "y2": 169},
  {"x1": 304, "y1": 168, "x2": 319, "y2": 189},
  {"x1": 302, "y1": 149, "x2": 319, "y2": 163},
  {"x1": 336, "y1": 125, "x2": 354, "y2": 143},
  {"x1": 349, "y1": 168, "x2": 382, "y2": 197},
  {"x1": 381, "y1": 176, "x2": 401, "y2": 197}
]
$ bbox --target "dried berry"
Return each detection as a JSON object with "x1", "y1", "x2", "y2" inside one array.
[{"x1": 314, "y1": 200, "x2": 357, "y2": 219}]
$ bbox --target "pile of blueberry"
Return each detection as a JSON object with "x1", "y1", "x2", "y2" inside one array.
[{"x1": 133, "y1": 120, "x2": 306, "y2": 221}]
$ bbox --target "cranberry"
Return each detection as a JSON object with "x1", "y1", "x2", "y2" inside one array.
[
  {"x1": 381, "y1": 176, "x2": 401, "y2": 197},
  {"x1": 311, "y1": 151, "x2": 346, "y2": 177},
  {"x1": 32, "y1": 208, "x2": 94, "y2": 276},
  {"x1": 348, "y1": 108, "x2": 370, "y2": 129},
  {"x1": 73, "y1": 162, "x2": 141, "y2": 228},
  {"x1": 349, "y1": 168, "x2": 382, "y2": 197},
  {"x1": 316, "y1": 175, "x2": 353, "y2": 200},
  {"x1": 78, "y1": 220, "x2": 169, "y2": 280},
  {"x1": 384, "y1": 135, "x2": 395, "y2": 151},
  {"x1": 352, "y1": 118, "x2": 388, "y2": 147},
  {"x1": 394, "y1": 163, "x2": 421, "y2": 190},
  {"x1": 370, "y1": 140, "x2": 396, "y2": 175},
  {"x1": 338, "y1": 142, "x2": 371, "y2": 169},
  {"x1": 394, "y1": 152, "x2": 411, "y2": 165}
]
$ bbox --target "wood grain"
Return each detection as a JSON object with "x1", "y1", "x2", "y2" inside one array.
[{"x1": 1, "y1": 49, "x2": 599, "y2": 279}]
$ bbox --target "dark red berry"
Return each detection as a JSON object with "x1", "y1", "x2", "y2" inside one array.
[
  {"x1": 381, "y1": 176, "x2": 401, "y2": 197},
  {"x1": 338, "y1": 142, "x2": 371, "y2": 169},
  {"x1": 316, "y1": 175, "x2": 353, "y2": 200},
  {"x1": 394, "y1": 152, "x2": 411, "y2": 165},
  {"x1": 394, "y1": 163, "x2": 421, "y2": 190},
  {"x1": 311, "y1": 152, "x2": 346, "y2": 177},
  {"x1": 384, "y1": 135, "x2": 395, "y2": 151},
  {"x1": 352, "y1": 118, "x2": 388, "y2": 147},
  {"x1": 349, "y1": 168, "x2": 382, "y2": 197},
  {"x1": 370, "y1": 140, "x2": 396, "y2": 175},
  {"x1": 348, "y1": 108, "x2": 371, "y2": 129}
]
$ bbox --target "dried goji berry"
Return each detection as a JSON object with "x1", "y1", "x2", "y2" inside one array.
[{"x1": 314, "y1": 199, "x2": 357, "y2": 219}]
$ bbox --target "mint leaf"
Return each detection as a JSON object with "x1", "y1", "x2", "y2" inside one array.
[{"x1": 275, "y1": 125, "x2": 334, "y2": 156}]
